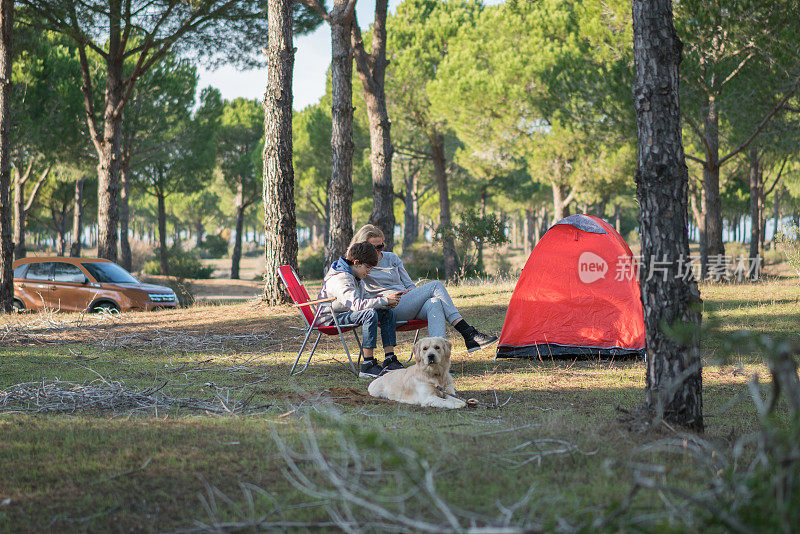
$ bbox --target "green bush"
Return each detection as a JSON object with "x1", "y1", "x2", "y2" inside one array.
[
  {"x1": 143, "y1": 246, "x2": 214, "y2": 279},
  {"x1": 298, "y1": 246, "x2": 325, "y2": 279},
  {"x1": 398, "y1": 242, "x2": 444, "y2": 280},
  {"x1": 139, "y1": 275, "x2": 196, "y2": 307},
  {"x1": 198, "y1": 234, "x2": 229, "y2": 259}
]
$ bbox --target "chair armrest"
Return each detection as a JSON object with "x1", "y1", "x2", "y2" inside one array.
[{"x1": 294, "y1": 296, "x2": 337, "y2": 308}]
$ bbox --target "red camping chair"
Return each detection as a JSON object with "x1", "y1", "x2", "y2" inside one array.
[{"x1": 278, "y1": 265, "x2": 427, "y2": 376}]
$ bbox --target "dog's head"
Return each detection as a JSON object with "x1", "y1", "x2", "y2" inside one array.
[{"x1": 412, "y1": 337, "x2": 452, "y2": 374}]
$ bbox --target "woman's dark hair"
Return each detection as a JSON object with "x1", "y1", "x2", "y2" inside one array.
[{"x1": 345, "y1": 242, "x2": 379, "y2": 267}]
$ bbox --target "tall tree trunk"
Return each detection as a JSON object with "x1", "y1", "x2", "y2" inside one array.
[
  {"x1": 195, "y1": 221, "x2": 204, "y2": 248},
  {"x1": 56, "y1": 212, "x2": 67, "y2": 257},
  {"x1": 157, "y1": 188, "x2": 168, "y2": 276},
  {"x1": 476, "y1": 186, "x2": 487, "y2": 273},
  {"x1": 430, "y1": 130, "x2": 458, "y2": 279},
  {"x1": 12, "y1": 166, "x2": 23, "y2": 259},
  {"x1": 535, "y1": 206, "x2": 548, "y2": 243},
  {"x1": 402, "y1": 167, "x2": 419, "y2": 250},
  {"x1": 551, "y1": 182, "x2": 575, "y2": 222},
  {"x1": 69, "y1": 177, "x2": 85, "y2": 257},
  {"x1": 119, "y1": 163, "x2": 132, "y2": 270},
  {"x1": 613, "y1": 203, "x2": 621, "y2": 234},
  {"x1": 748, "y1": 147, "x2": 762, "y2": 280},
  {"x1": 690, "y1": 189, "x2": 707, "y2": 277},
  {"x1": 352, "y1": 3, "x2": 395, "y2": 251},
  {"x1": 230, "y1": 183, "x2": 245, "y2": 280},
  {"x1": 325, "y1": 0, "x2": 356, "y2": 268},
  {"x1": 632, "y1": 0, "x2": 704, "y2": 431},
  {"x1": 96, "y1": 3, "x2": 123, "y2": 262},
  {"x1": 523, "y1": 209, "x2": 532, "y2": 256},
  {"x1": 702, "y1": 94, "x2": 725, "y2": 272},
  {"x1": 12, "y1": 162, "x2": 48, "y2": 260},
  {"x1": 263, "y1": 0, "x2": 299, "y2": 305},
  {"x1": 772, "y1": 186, "x2": 781, "y2": 248},
  {"x1": 0, "y1": 0, "x2": 12, "y2": 312}
]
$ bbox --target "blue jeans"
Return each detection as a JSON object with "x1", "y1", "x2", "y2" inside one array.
[{"x1": 327, "y1": 308, "x2": 396, "y2": 349}]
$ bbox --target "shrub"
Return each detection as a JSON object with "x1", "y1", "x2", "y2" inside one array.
[
  {"x1": 198, "y1": 234, "x2": 229, "y2": 259},
  {"x1": 398, "y1": 242, "x2": 444, "y2": 280},
  {"x1": 139, "y1": 275, "x2": 196, "y2": 307},
  {"x1": 298, "y1": 246, "x2": 325, "y2": 279},
  {"x1": 143, "y1": 246, "x2": 214, "y2": 279},
  {"x1": 774, "y1": 225, "x2": 800, "y2": 278}
]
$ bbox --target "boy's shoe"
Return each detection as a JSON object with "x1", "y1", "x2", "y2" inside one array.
[
  {"x1": 359, "y1": 358, "x2": 383, "y2": 378},
  {"x1": 380, "y1": 355, "x2": 405, "y2": 375},
  {"x1": 464, "y1": 327, "x2": 499, "y2": 353}
]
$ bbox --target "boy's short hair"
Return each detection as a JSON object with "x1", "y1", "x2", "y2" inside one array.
[{"x1": 345, "y1": 242, "x2": 379, "y2": 267}]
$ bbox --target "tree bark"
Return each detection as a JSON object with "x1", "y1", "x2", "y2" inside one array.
[
  {"x1": 69, "y1": 177, "x2": 85, "y2": 257},
  {"x1": 230, "y1": 182, "x2": 245, "y2": 280},
  {"x1": 351, "y1": 4, "x2": 395, "y2": 251},
  {"x1": 325, "y1": 0, "x2": 356, "y2": 268},
  {"x1": 12, "y1": 165, "x2": 24, "y2": 259},
  {"x1": 431, "y1": 130, "x2": 458, "y2": 279},
  {"x1": 157, "y1": 187, "x2": 168, "y2": 276},
  {"x1": 771, "y1": 186, "x2": 781, "y2": 248},
  {"x1": 402, "y1": 167, "x2": 419, "y2": 250},
  {"x1": 748, "y1": 146, "x2": 761, "y2": 272},
  {"x1": 263, "y1": 0, "x2": 299, "y2": 305},
  {"x1": 701, "y1": 95, "x2": 725, "y2": 277},
  {"x1": 0, "y1": 0, "x2": 12, "y2": 312},
  {"x1": 195, "y1": 220, "x2": 204, "y2": 248},
  {"x1": 95, "y1": 1, "x2": 124, "y2": 262},
  {"x1": 119, "y1": 162, "x2": 132, "y2": 270},
  {"x1": 551, "y1": 182, "x2": 575, "y2": 223},
  {"x1": 632, "y1": 0, "x2": 704, "y2": 431}
]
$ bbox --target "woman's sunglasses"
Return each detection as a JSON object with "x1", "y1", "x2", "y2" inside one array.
[{"x1": 374, "y1": 243, "x2": 385, "y2": 250}]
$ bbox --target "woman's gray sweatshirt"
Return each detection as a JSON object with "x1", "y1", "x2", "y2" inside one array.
[{"x1": 362, "y1": 252, "x2": 416, "y2": 298}]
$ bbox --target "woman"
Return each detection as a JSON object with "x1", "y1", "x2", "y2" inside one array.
[{"x1": 350, "y1": 225, "x2": 498, "y2": 352}]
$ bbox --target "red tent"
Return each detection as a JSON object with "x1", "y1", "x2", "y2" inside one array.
[{"x1": 497, "y1": 214, "x2": 645, "y2": 358}]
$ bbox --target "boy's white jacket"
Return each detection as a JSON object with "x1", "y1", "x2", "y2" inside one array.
[{"x1": 317, "y1": 258, "x2": 389, "y2": 323}]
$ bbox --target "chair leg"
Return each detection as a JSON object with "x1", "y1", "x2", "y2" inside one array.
[
  {"x1": 352, "y1": 329, "x2": 363, "y2": 372},
  {"x1": 291, "y1": 330, "x2": 321, "y2": 376}
]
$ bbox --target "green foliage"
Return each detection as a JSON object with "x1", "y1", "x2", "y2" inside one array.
[
  {"x1": 445, "y1": 210, "x2": 509, "y2": 277},
  {"x1": 297, "y1": 246, "x2": 325, "y2": 280},
  {"x1": 143, "y1": 247, "x2": 214, "y2": 280},
  {"x1": 198, "y1": 234, "x2": 229, "y2": 259},
  {"x1": 398, "y1": 242, "x2": 444, "y2": 280},
  {"x1": 775, "y1": 225, "x2": 800, "y2": 278}
]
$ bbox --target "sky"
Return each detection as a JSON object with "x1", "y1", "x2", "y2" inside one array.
[{"x1": 196, "y1": 0, "x2": 404, "y2": 111}]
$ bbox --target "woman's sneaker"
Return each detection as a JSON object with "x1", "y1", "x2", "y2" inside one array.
[
  {"x1": 359, "y1": 358, "x2": 383, "y2": 378},
  {"x1": 464, "y1": 327, "x2": 499, "y2": 353},
  {"x1": 380, "y1": 355, "x2": 404, "y2": 375}
]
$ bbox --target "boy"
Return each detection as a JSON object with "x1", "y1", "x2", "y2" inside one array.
[{"x1": 318, "y1": 242, "x2": 404, "y2": 378}]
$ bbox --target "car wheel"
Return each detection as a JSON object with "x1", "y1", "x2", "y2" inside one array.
[
  {"x1": 92, "y1": 301, "x2": 120, "y2": 314},
  {"x1": 11, "y1": 299, "x2": 25, "y2": 313}
]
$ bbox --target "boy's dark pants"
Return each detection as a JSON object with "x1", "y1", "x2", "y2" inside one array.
[{"x1": 331, "y1": 308, "x2": 396, "y2": 349}]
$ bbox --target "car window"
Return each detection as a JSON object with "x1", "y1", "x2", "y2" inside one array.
[
  {"x1": 13, "y1": 264, "x2": 27, "y2": 278},
  {"x1": 81, "y1": 262, "x2": 138, "y2": 284},
  {"x1": 25, "y1": 262, "x2": 54, "y2": 281},
  {"x1": 53, "y1": 263, "x2": 87, "y2": 283}
]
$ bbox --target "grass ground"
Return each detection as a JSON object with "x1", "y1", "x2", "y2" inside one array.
[{"x1": 0, "y1": 274, "x2": 797, "y2": 532}]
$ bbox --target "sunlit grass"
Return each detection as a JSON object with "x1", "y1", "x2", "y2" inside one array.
[{"x1": 0, "y1": 276, "x2": 796, "y2": 531}]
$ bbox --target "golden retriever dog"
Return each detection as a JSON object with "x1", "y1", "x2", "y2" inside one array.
[{"x1": 367, "y1": 337, "x2": 466, "y2": 409}]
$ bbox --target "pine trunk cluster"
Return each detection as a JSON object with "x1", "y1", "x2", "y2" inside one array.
[
  {"x1": 263, "y1": 0, "x2": 298, "y2": 305},
  {"x1": 632, "y1": 0, "x2": 704, "y2": 431}
]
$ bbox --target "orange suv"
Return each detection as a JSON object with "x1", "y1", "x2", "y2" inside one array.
[{"x1": 12, "y1": 257, "x2": 178, "y2": 313}]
